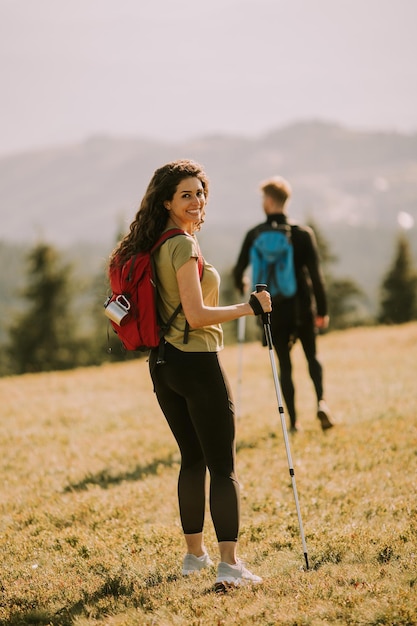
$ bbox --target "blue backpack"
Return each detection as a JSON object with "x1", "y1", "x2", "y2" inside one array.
[{"x1": 250, "y1": 223, "x2": 297, "y2": 298}]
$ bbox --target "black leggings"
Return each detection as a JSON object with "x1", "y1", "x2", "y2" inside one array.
[
  {"x1": 270, "y1": 298, "x2": 323, "y2": 428},
  {"x1": 149, "y1": 342, "x2": 239, "y2": 542}
]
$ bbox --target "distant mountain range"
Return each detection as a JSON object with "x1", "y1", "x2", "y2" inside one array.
[{"x1": 1, "y1": 120, "x2": 416, "y2": 312}]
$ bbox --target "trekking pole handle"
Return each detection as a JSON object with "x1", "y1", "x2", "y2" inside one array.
[{"x1": 255, "y1": 283, "x2": 270, "y2": 325}]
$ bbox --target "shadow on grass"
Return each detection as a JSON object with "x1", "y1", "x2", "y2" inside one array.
[
  {"x1": 3, "y1": 569, "x2": 181, "y2": 626},
  {"x1": 63, "y1": 452, "x2": 177, "y2": 492},
  {"x1": 63, "y1": 431, "x2": 277, "y2": 493},
  {"x1": 237, "y1": 430, "x2": 278, "y2": 452}
]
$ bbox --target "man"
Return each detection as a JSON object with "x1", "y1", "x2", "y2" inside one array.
[{"x1": 232, "y1": 176, "x2": 334, "y2": 433}]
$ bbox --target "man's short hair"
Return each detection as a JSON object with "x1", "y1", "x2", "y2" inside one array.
[{"x1": 260, "y1": 176, "x2": 292, "y2": 205}]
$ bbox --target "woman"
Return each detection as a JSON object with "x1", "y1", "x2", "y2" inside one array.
[{"x1": 109, "y1": 159, "x2": 271, "y2": 589}]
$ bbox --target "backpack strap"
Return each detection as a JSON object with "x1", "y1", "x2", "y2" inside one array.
[
  {"x1": 126, "y1": 254, "x2": 137, "y2": 283},
  {"x1": 151, "y1": 228, "x2": 186, "y2": 254},
  {"x1": 152, "y1": 228, "x2": 204, "y2": 280}
]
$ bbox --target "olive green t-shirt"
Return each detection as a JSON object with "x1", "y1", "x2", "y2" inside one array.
[{"x1": 153, "y1": 232, "x2": 223, "y2": 352}]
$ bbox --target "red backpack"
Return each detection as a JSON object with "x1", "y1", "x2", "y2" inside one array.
[{"x1": 104, "y1": 229, "x2": 203, "y2": 353}]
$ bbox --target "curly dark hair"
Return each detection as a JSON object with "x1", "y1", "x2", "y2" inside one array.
[{"x1": 109, "y1": 159, "x2": 209, "y2": 269}]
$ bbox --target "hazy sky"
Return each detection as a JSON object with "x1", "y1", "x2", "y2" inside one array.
[{"x1": 1, "y1": 0, "x2": 416, "y2": 156}]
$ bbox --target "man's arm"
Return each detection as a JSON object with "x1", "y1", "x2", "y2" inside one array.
[
  {"x1": 232, "y1": 230, "x2": 256, "y2": 295},
  {"x1": 303, "y1": 227, "x2": 327, "y2": 318}
]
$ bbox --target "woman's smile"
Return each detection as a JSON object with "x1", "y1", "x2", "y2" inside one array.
[{"x1": 165, "y1": 176, "x2": 206, "y2": 232}]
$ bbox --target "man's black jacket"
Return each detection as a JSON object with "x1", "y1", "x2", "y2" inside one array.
[{"x1": 232, "y1": 213, "x2": 327, "y2": 318}]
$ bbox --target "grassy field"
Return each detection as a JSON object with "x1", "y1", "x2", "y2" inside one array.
[{"x1": 1, "y1": 323, "x2": 416, "y2": 626}]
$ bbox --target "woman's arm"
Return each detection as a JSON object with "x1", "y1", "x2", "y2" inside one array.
[{"x1": 177, "y1": 258, "x2": 271, "y2": 329}]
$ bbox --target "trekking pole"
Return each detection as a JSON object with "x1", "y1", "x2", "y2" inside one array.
[{"x1": 256, "y1": 284, "x2": 310, "y2": 571}]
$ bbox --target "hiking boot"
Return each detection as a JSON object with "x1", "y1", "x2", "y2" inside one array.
[
  {"x1": 214, "y1": 560, "x2": 262, "y2": 591},
  {"x1": 182, "y1": 552, "x2": 213, "y2": 575},
  {"x1": 317, "y1": 400, "x2": 334, "y2": 431}
]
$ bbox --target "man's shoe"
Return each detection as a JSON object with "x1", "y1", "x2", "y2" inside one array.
[
  {"x1": 317, "y1": 400, "x2": 334, "y2": 431},
  {"x1": 214, "y1": 559, "x2": 262, "y2": 591},
  {"x1": 182, "y1": 552, "x2": 213, "y2": 575}
]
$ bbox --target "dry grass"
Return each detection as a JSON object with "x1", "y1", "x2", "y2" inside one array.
[{"x1": 1, "y1": 323, "x2": 417, "y2": 625}]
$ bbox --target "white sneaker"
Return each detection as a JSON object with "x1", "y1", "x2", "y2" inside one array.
[
  {"x1": 215, "y1": 559, "x2": 262, "y2": 590},
  {"x1": 182, "y1": 552, "x2": 213, "y2": 575}
]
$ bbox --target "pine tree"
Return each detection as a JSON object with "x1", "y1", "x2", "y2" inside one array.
[
  {"x1": 378, "y1": 233, "x2": 417, "y2": 324},
  {"x1": 7, "y1": 242, "x2": 82, "y2": 373}
]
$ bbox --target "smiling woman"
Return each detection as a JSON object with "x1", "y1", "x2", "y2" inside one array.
[{"x1": 107, "y1": 158, "x2": 271, "y2": 590}]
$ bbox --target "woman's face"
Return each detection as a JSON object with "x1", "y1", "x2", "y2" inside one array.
[{"x1": 165, "y1": 177, "x2": 205, "y2": 233}]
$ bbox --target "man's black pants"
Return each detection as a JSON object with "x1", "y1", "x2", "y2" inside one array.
[{"x1": 269, "y1": 296, "x2": 324, "y2": 428}]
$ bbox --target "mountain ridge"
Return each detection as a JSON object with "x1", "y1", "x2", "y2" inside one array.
[
  {"x1": 1, "y1": 120, "x2": 416, "y2": 316},
  {"x1": 1, "y1": 120, "x2": 416, "y2": 246}
]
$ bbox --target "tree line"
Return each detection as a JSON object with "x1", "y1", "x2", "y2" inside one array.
[{"x1": 0, "y1": 227, "x2": 416, "y2": 376}]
